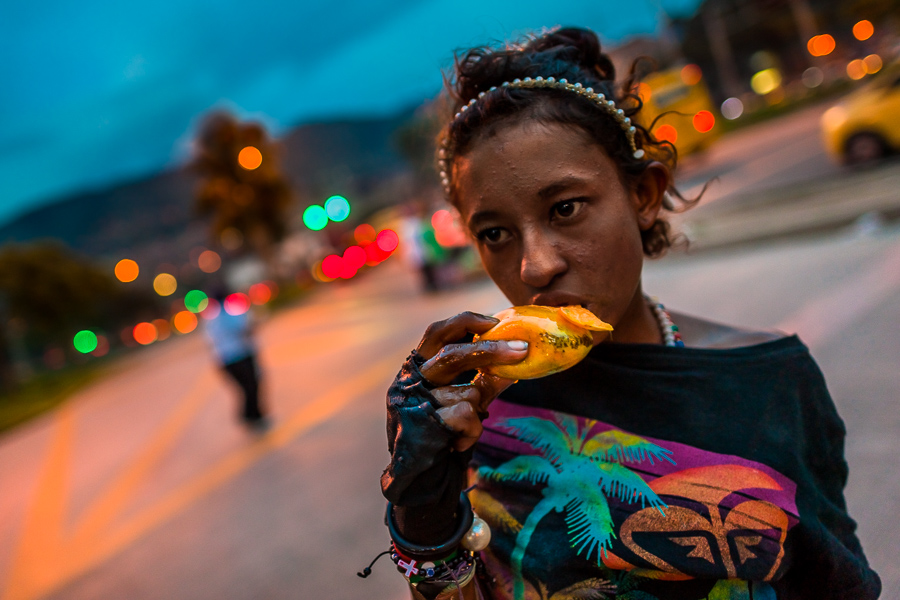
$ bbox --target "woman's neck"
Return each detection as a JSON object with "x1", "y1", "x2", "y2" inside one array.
[{"x1": 602, "y1": 287, "x2": 661, "y2": 345}]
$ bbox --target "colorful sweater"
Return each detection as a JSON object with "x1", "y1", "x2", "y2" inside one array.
[{"x1": 470, "y1": 336, "x2": 880, "y2": 599}]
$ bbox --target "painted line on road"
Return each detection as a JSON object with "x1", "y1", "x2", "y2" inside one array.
[{"x1": 5, "y1": 352, "x2": 403, "y2": 600}]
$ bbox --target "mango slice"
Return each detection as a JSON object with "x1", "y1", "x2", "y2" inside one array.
[{"x1": 474, "y1": 305, "x2": 613, "y2": 380}]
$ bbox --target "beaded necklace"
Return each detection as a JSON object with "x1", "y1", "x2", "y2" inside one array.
[{"x1": 647, "y1": 297, "x2": 685, "y2": 347}]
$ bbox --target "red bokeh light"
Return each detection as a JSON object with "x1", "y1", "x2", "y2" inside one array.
[
  {"x1": 692, "y1": 110, "x2": 715, "y2": 133},
  {"x1": 654, "y1": 124, "x2": 678, "y2": 144},
  {"x1": 343, "y1": 245, "x2": 367, "y2": 269},
  {"x1": 224, "y1": 293, "x2": 251, "y2": 315},
  {"x1": 365, "y1": 242, "x2": 391, "y2": 265},
  {"x1": 91, "y1": 335, "x2": 110, "y2": 357},
  {"x1": 376, "y1": 229, "x2": 399, "y2": 252},
  {"x1": 354, "y1": 223, "x2": 377, "y2": 244},
  {"x1": 321, "y1": 255, "x2": 344, "y2": 279},
  {"x1": 133, "y1": 322, "x2": 158, "y2": 345},
  {"x1": 339, "y1": 263, "x2": 358, "y2": 279},
  {"x1": 248, "y1": 282, "x2": 272, "y2": 305}
]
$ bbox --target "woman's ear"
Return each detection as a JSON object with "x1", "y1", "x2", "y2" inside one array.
[{"x1": 632, "y1": 161, "x2": 671, "y2": 231}]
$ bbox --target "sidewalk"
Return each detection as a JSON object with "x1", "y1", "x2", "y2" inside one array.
[{"x1": 674, "y1": 160, "x2": 900, "y2": 251}]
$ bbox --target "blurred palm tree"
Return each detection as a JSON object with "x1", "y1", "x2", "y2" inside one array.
[{"x1": 192, "y1": 112, "x2": 293, "y2": 274}]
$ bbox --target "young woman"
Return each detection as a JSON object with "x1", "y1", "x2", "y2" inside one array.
[{"x1": 379, "y1": 28, "x2": 880, "y2": 600}]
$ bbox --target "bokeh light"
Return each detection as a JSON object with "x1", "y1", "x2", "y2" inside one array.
[
  {"x1": 802, "y1": 67, "x2": 824, "y2": 88},
  {"x1": 376, "y1": 229, "x2": 400, "y2": 252},
  {"x1": 303, "y1": 205, "x2": 328, "y2": 230},
  {"x1": 153, "y1": 319, "x2": 171, "y2": 341},
  {"x1": 354, "y1": 223, "x2": 376, "y2": 244},
  {"x1": 133, "y1": 322, "x2": 158, "y2": 345},
  {"x1": 366, "y1": 242, "x2": 391, "y2": 266},
  {"x1": 248, "y1": 282, "x2": 272, "y2": 304},
  {"x1": 864, "y1": 54, "x2": 882, "y2": 75},
  {"x1": 635, "y1": 82, "x2": 651, "y2": 103},
  {"x1": 198, "y1": 250, "x2": 222, "y2": 273},
  {"x1": 238, "y1": 146, "x2": 263, "y2": 170},
  {"x1": 153, "y1": 273, "x2": 177, "y2": 296},
  {"x1": 692, "y1": 110, "x2": 715, "y2": 133},
  {"x1": 807, "y1": 34, "x2": 835, "y2": 57},
  {"x1": 720, "y1": 97, "x2": 744, "y2": 120},
  {"x1": 432, "y1": 209, "x2": 468, "y2": 247},
  {"x1": 847, "y1": 59, "x2": 867, "y2": 80},
  {"x1": 173, "y1": 310, "x2": 198, "y2": 334},
  {"x1": 321, "y1": 255, "x2": 344, "y2": 279},
  {"x1": 184, "y1": 290, "x2": 209, "y2": 313},
  {"x1": 115, "y1": 259, "x2": 139, "y2": 283},
  {"x1": 200, "y1": 298, "x2": 221, "y2": 320},
  {"x1": 750, "y1": 68, "x2": 782, "y2": 95},
  {"x1": 343, "y1": 246, "x2": 367, "y2": 270},
  {"x1": 654, "y1": 124, "x2": 678, "y2": 144},
  {"x1": 680, "y1": 64, "x2": 702, "y2": 86},
  {"x1": 312, "y1": 260, "x2": 334, "y2": 283},
  {"x1": 91, "y1": 335, "x2": 109, "y2": 357},
  {"x1": 73, "y1": 330, "x2": 98, "y2": 354},
  {"x1": 324, "y1": 195, "x2": 351, "y2": 222},
  {"x1": 853, "y1": 20, "x2": 874, "y2": 41},
  {"x1": 224, "y1": 293, "x2": 251, "y2": 315}
]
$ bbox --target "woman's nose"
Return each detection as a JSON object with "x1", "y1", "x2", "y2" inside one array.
[{"x1": 519, "y1": 230, "x2": 567, "y2": 289}]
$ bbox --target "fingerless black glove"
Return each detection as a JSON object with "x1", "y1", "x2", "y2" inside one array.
[{"x1": 381, "y1": 351, "x2": 472, "y2": 546}]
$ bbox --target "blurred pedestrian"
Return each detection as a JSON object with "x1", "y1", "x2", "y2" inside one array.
[{"x1": 204, "y1": 289, "x2": 267, "y2": 430}]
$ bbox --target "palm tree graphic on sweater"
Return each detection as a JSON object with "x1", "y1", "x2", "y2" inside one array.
[{"x1": 478, "y1": 415, "x2": 675, "y2": 599}]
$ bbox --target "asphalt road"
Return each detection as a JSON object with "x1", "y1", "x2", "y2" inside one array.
[{"x1": 2, "y1": 104, "x2": 898, "y2": 600}]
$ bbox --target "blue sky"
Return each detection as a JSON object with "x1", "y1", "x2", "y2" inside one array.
[{"x1": 0, "y1": 0, "x2": 702, "y2": 226}]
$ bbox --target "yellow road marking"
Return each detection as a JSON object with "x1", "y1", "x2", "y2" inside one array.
[
  {"x1": 3, "y1": 351, "x2": 402, "y2": 600},
  {"x1": 4, "y1": 408, "x2": 75, "y2": 600}
]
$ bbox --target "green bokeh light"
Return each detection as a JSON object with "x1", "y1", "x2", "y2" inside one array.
[
  {"x1": 324, "y1": 195, "x2": 351, "y2": 222},
  {"x1": 184, "y1": 290, "x2": 209, "y2": 313},
  {"x1": 73, "y1": 330, "x2": 98, "y2": 354},
  {"x1": 303, "y1": 205, "x2": 328, "y2": 231}
]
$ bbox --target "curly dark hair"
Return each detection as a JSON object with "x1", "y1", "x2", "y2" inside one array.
[{"x1": 438, "y1": 27, "x2": 698, "y2": 257}]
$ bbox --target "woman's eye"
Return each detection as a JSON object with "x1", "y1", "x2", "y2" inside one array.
[
  {"x1": 552, "y1": 199, "x2": 585, "y2": 220},
  {"x1": 477, "y1": 227, "x2": 510, "y2": 244}
]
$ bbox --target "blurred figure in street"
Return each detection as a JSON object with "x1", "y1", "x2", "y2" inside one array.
[
  {"x1": 399, "y1": 202, "x2": 440, "y2": 293},
  {"x1": 204, "y1": 289, "x2": 268, "y2": 430}
]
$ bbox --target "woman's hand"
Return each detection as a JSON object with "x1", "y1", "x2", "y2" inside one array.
[
  {"x1": 417, "y1": 311, "x2": 527, "y2": 451},
  {"x1": 381, "y1": 311, "x2": 527, "y2": 538}
]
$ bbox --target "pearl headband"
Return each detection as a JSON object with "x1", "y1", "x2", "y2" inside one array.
[{"x1": 437, "y1": 76, "x2": 646, "y2": 196}]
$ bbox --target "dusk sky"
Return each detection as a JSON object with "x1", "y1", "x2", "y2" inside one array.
[{"x1": 0, "y1": 0, "x2": 703, "y2": 227}]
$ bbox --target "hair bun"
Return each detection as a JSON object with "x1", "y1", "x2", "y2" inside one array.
[{"x1": 524, "y1": 27, "x2": 615, "y2": 82}]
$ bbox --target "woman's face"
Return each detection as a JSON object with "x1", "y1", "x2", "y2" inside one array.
[{"x1": 453, "y1": 120, "x2": 664, "y2": 342}]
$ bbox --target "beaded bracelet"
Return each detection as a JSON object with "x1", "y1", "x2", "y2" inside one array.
[{"x1": 391, "y1": 544, "x2": 476, "y2": 583}]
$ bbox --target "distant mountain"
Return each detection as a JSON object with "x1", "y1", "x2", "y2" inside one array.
[{"x1": 0, "y1": 109, "x2": 415, "y2": 260}]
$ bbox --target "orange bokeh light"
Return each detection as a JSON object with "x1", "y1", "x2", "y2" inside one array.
[
  {"x1": 173, "y1": 310, "x2": 198, "y2": 334},
  {"x1": 808, "y1": 34, "x2": 835, "y2": 57},
  {"x1": 198, "y1": 250, "x2": 221, "y2": 273},
  {"x1": 248, "y1": 283, "x2": 272, "y2": 305},
  {"x1": 238, "y1": 146, "x2": 263, "y2": 170},
  {"x1": 635, "y1": 82, "x2": 652, "y2": 103},
  {"x1": 153, "y1": 318, "x2": 171, "y2": 341},
  {"x1": 680, "y1": 64, "x2": 702, "y2": 86},
  {"x1": 863, "y1": 54, "x2": 882, "y2": 74},
  {"x1": 654, "y1": 124, "x2": 678, "y2": 144},
  {"x1": 692, "y1": 110, "x2": 715, "y2": 133},
  {"x1": 115, "y1": 259, "x2": 139, "y2": 283},
  {"x1": 354, "y1": 223, "x2": 376, "y2": 244},
  {"x1": 846, "y1": 59, "x2": 867, "y2": 80},
  {"x1": 133, "y1": 322, "x2": 158, "y2": 345},
  {"x1": 853, "y1": 20, "x2": 874, "y2": 41}
]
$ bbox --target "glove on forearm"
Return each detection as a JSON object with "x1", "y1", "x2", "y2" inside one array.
[{"x1": 381, "y1": 351, "x2": 471, "y2": 546}]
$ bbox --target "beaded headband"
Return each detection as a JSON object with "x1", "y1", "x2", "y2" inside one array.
[{"x1": 437, "y1": 76, "x2": 645, "y2": 196}]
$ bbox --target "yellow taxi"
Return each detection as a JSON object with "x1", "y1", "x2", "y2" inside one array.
[
  {"x1": 638, "y1": 64, "x2": 720, "y2": 156},
  {"x1": 821, "y1": 60, "x2": 900, "y2": 163}
]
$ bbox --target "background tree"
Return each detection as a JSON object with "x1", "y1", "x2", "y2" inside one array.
[
  {"x1": 0, "y1": 242, "x2": 156, "y2": 366},
  {"x1": 192, "y1": 111, "x2": 293, "y2": 273}
]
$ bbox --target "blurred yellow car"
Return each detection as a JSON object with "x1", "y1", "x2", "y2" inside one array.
[{"x1": 821, "y1": 60, "x2": 900, "y2": 163}]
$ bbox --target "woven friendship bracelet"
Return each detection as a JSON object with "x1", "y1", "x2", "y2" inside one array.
[{"x1": 438, "y1": 76, "x2": 645, "y2": 195}]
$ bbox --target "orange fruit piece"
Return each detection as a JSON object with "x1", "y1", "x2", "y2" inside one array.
[{"x1": 474, "y1": 305, "x2": 613, "y2": 380}]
